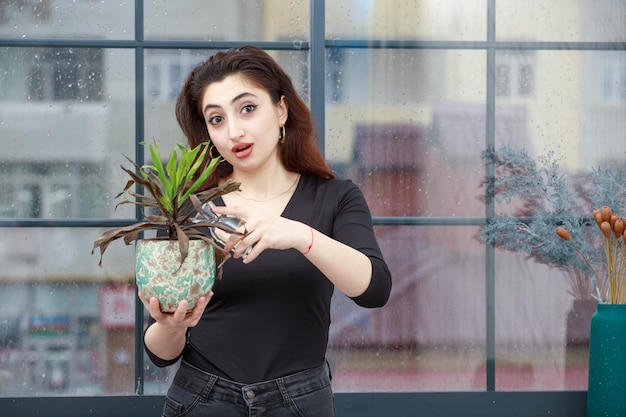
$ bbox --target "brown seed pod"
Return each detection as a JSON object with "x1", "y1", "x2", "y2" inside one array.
[
  {"x1": 601, "y1": 221, "x2": 612, "y2": 238},
  {"x1": 601, "y1": 206, "x2": 612, "y2": 222},
  {"x1": 556, "y1": 226, "x2": 571, "y2": 241},
  {"x1": 614, "y1": 218, "x2": 624, "y2": 237},
  {"x1": 611, "y1": 214, "x2": 619, "y2": 229},
  {"x1": 594, "y1": 209, "x2": 603, "y2": 227}
]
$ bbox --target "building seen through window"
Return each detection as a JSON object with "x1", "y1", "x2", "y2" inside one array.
[
  {"x1": 496, "y1": 51, "x2": 535, "y2": 98},
  {"x1": 26, "y1": 48, "x2": 103, "y2": 102},
  {"x1": 0, "y1": 162, "x2": 107, "y2": 219}
]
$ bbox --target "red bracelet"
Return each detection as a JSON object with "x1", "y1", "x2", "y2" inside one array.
[{"x1": 302, "y1": 225, "x2": 314, "y2": 255}]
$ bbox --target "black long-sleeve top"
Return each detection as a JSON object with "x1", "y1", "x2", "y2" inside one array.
[{"x1": 145, "y1": 174, "x2": 392, "y2": 383}]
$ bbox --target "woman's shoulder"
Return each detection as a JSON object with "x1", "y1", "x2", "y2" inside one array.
[
  {"x1": 301, "y1": 172, "x2": 357, "y2": 192},
  {"x1": 297, "y1": 173, "x2": 365, "y2": 210}
]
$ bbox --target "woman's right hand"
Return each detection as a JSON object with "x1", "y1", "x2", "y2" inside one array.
[
  {"x1": 142, "y1": 293, "x2": 212, "y2": 362},
  {"x1": 139, "y1": 292, "x2": 213, "y2": 329}
]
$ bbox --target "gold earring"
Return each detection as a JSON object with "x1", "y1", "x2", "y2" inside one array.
[{"x1": 278, "y1": 125, "x2": 286, "y2": 145}]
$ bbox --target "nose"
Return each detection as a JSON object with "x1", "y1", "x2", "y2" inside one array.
[{"x1": 227, "y1": 117, "x2": 244, "y2": 141}]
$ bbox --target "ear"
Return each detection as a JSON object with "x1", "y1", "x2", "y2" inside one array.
[{"x1": 277, "y1": 95, "x2": 288, "y2": 125}]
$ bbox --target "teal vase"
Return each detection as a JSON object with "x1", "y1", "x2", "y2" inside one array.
[{"x1": 587, "y1": 303, "x2": 626, "y2": 417}]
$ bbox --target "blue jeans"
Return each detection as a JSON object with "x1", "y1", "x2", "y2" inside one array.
[{"x1": 162, "y1": 360, "x2": 337, "y2": 417}]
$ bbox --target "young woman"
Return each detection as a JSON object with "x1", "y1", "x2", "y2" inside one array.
[{"x1": 141, "y1": 45, "x2": 392, "y2": 417}]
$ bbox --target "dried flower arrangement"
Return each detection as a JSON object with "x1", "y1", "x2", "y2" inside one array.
[
  {"x1": 556, "y1": 206, "x2": 626, "y2": 304},
  {"x1": 478, "y1": 145, "x2": 626, "y2": 301}
]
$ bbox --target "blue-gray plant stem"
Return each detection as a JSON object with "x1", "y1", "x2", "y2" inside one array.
[{"x1": 568, "y1": 241, "x2": 604, "y2": 302}]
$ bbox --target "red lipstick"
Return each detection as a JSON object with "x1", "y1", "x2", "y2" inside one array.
[{"x1": 232, "y1": 143, "x2": 253, "y2": 159}]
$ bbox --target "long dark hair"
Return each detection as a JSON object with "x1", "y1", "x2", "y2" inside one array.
[{"x1": 176, "y1": 45, "x2": 334, "y2": 189}]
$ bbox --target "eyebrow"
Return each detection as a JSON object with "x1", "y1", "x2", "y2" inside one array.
[{"x1": 203, "y1": 92, "x2": 257, "y2": 115}]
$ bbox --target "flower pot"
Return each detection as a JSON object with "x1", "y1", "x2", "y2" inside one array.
[
  {"x1": 587, "y1": 303, "x2": 626, "y2": 417},
  {"x1": 135, "y1": 239, "x2": 216, "y2": 313}
]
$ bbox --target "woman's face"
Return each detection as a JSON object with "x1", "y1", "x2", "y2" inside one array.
[{"x1": 200, "y1": 73, "x2": 288, "y2": 174}]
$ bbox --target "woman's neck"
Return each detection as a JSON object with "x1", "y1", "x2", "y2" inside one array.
[{"x1": 228, "y1": 166, "x2": 299, "y2": 203}]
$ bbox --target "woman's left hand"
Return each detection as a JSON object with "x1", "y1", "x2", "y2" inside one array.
[
  {"x1": 209, "y1": 205, "x2": 310, "y2": 263},
  {"x1": 212, "y1": 204, "x2": 373, "y2": 299}
]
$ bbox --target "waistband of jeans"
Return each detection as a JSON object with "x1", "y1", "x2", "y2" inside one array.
[{"x1": 179, "y1": 360, "x2": 329, "y2": 394}]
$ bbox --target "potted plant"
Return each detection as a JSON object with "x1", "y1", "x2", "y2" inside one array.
[
  {"x1": 478, "y1": 145, "x2": 626, "y2": 416},
  {"x1": 556, "y1": 207, "x2": 626, "y2": 417},
  {"x1": 92, "y1": 140, "x2": 240, "y2": 312}
]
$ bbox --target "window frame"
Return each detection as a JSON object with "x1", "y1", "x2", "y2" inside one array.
[
  {"x1": 3, "y1": 0, "x2": 623, "y2": 414},
  {"x1": 0, "y1": 392, "x2": 586, "y2": 417}
]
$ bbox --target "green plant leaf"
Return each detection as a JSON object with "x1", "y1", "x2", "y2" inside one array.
[{"x1": 94, "y1": 140, "x2": 239, "y2": 268}]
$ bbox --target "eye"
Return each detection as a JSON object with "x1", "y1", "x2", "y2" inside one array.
[
  {"x1": 207, "y1": 115, "x2": 223, "y2": 126},
  {"x1": 241, "y1": 104, "x2": 256, "y2": 114}
]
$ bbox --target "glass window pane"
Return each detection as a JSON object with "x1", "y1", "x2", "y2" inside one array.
[
  {"x1": 1, "y1": 47, "x2": 105, "y2": 102},
  {"x1": 328, "y1": 226, "x2": 486, "y2": 392},
  {"x1": 0, "y1": 47, "x2": 136, "y2": 219},
  {"x1": 495, "y1": 51, "x2": 626, "y2": 169},
  {"x1": 327, "y1": 0, "x2": 486, "y2": 41},
  {"x1": 0, "y1": 0, "x2": 134, "y2": 40},
  {"x1": 494, "y1": 254, "x2": 581, "y2": 390},
  {"x1": 0, "y1": 161, "x2": 120, "y2": 219},
  {"x1": 497, "y1": 0, "x2": 626, "y2": 42},
  {"x1": 488, "y1": 50, "x2": 626, "y2": 390},
  {"x1": 0, "y1": 228, "x2": 135, "y2": 396},
  {"x1": 144, "y1": 0, "x2": 308, "y2": 41},
  {"x1": 143, "y1": 49, "x2": 208, "y2": 149},
  {"x1": 326, "y1": 49, "x2": 487, "y2": 217}
]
